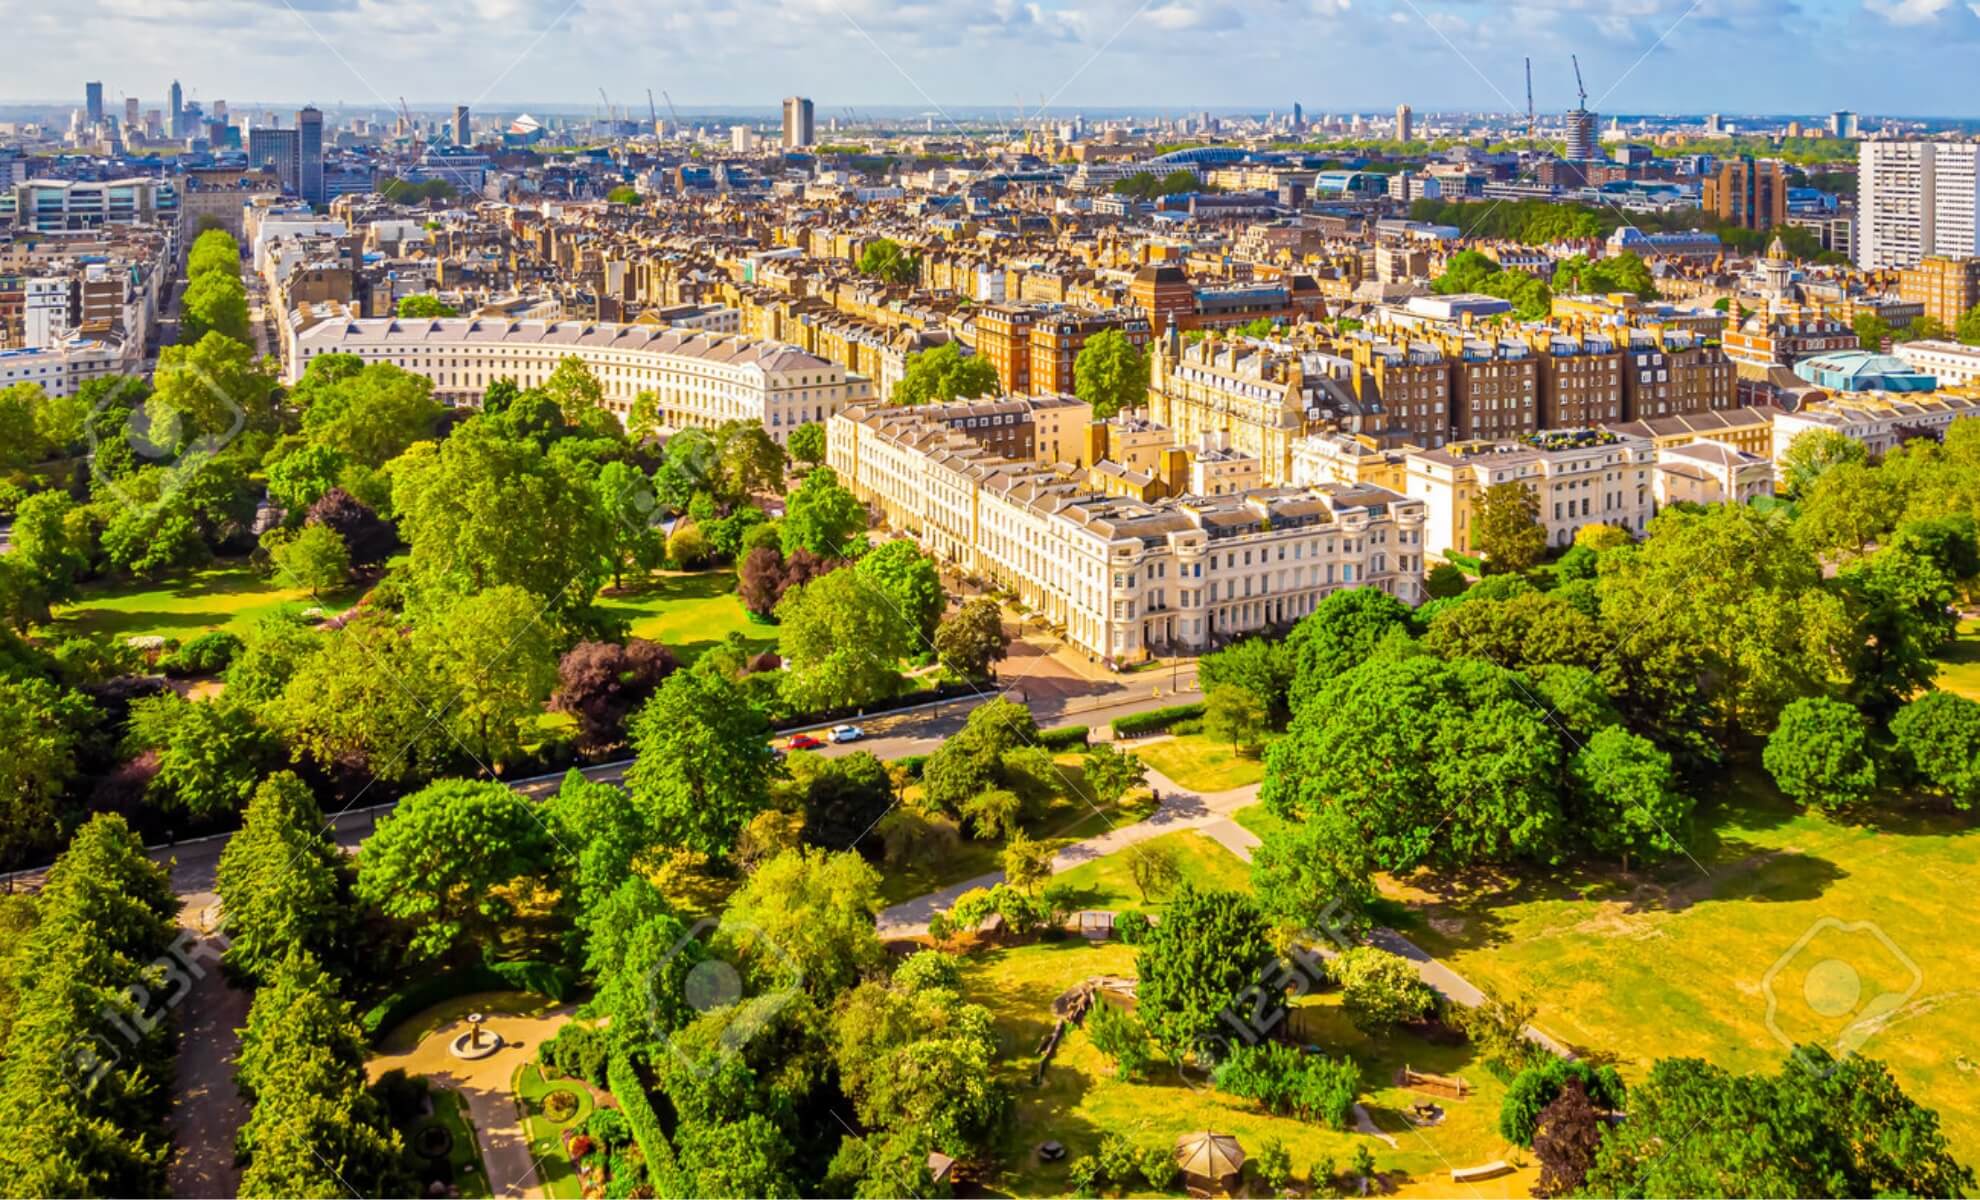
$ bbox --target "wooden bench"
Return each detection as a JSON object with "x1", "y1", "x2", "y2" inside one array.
[{"x1": 1451, "y1": 1161, "x2": 1513, "y2": 1183}]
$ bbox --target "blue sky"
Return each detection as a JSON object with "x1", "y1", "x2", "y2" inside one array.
[{"x1": 10, "y1": 0, "x2": 1980, "y2": 116}]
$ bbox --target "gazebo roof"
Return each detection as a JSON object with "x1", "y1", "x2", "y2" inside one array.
[{"x1": 1175, "y1": 1131, "x2": 1246, "y2": 1178}]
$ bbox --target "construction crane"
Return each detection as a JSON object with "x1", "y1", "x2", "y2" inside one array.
[
  {"x1": 398, "y1": 95, "x2": 418, "y2": 144},
  {"x1": 1571, "y1": 54, "x2": 1588, "y2": 110},
  {"x1": 647, "y1": 88, "x2": 660, "y2": 132},
  {"x1": 1525, "y1": 57, "x2": 1536, "y2": 140},
  {"x1": 598, "y1": 87, "x2": 611, "y2": 124},
  {"x1": 660, "y1": 90, "x2": 683, "y2": 135}
]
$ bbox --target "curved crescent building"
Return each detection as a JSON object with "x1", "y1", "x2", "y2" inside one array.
[{"x1": 283, "y1": 314, "x2": 873, "y2": 442}]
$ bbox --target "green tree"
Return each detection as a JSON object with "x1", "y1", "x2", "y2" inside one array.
[
  {"x1": 776, "y1": 566, "x2": 912, "y2": 710},
  {"x1": 1134, "y1": 885, "x2": 1275, "y2": 1059},
  {"x1": 1794, "y1": 460, "x2": 1898, "y2": 557},
  {"x1": 714, "y1": 419, "x2": 787, "y2": 503},
  {"x1": 542, "y1": 354, "x2": 607, "y2": 421},
  {"x1": 1472, "y1": 480, "x2": 1546, "y2": 571},
  {"x1": 1569, "y1": 726, "x2": 1691, "y2": 871},
  {"x1": 801, "y1": 750, "x2": 895, "y2": 852},
  {"x1": 390, "y1": 421, "x2": 609, "y2": 614},
  {"x1": 273, "y1": 610, "x2": 454, "y2": 784},
  {"x1": 1122, "y1": 839, "x2": 1183, "y2": 901},
  {"x1": 179, "y1": 271, "x2": 251, "y2": 344},
  {"x1": 265, "y1": 442, "x2": 348, "y2": 515},
  {"x1": 1249, "y1": 812, "x2": 1375, "y2": 938},
  {"x1": 934, "y1": 596, "x2": 1009, "y2": 678},
  {"x1": 1890, "y1": 690, "x2": 1980, "y2": 809},
  {"x1": 414, "y1": 584, "x2": 561, "y2": 769},
  {"x1": 1531, "y1": 1078, "x2": 1603, "y2": 1198},
  {"x1": 123, "y1": 693, "x2": 277, "y2": 819},
  {"x1": 296, "y1": 361, "x2": 443, "y2": 467},
  {"x1": 625, "y1": 667, "x2": 776, "y2": 857},
  {"x1": 1585, "y1": 1050, "x2": 1972, "y2": 1198},
  {"x1": 1203, "y1": 683, "x2": 1270, "y2": 751},
  {"x1": 1283, "y1": 587, "x2": 1413, "y2": 710},
  {"x1": 1199, "y1": 636, "x2": 1295, "y2": 725},
  {"x1": 1261, "y1": 656, "x2": 1565, "y2": 869},
  {"x1": 1498, "y1": 1058, "x2": 1627, "y2": 1146},
  {"x1": 1779, "y1": 427, "x2": 1869, "y2": 499},
  {"x1": 1331, "y1": 946, "x2": 1436, "y2": 1032},
  {"x1": 8, "y1": 490, "x2": 90, "y2": 606},
  {"x1": 0, "y1": 676, "x2": 89, "y2": 861},
  {"x1": 214, "y1": 772, "x2": 353, "y2": 984},
  {"x1": 151, "y1": 330, "x2": 275, "y2": 448},
  {"x1": 1080, "y1": 742, "x2": 1147, "y2": 808},
  {"x1": 1836, "y1": 544, "x2": 1959, "y2": 717},
  {"x1": 1956, "y1": 302, "x2": 1980, "y2": 346},
  {"x1": 722, "y1": 847, "x2": 885, "y2": 996},
  {"x1": 780, "y1": 464, "x2": 868, "y2": 557},
  {"x1": 396, "y1": 293, "x2": 458, "y2": 317},
  {"x1": 854, "y1": 538, "x2": 945, "y2": 643},
  {"x1": 353, "y1": 779, "x2": 554, "y2": 960},
  {"x1": 787, "y1": 422, "x2": 827, "y2": 465},
  {"x1": 893, "y1": 343, "x2": 999, "y2": 405},
  {"x1": 856, "y1": 237, "x2": 919, "y2": 284},
  {"x1": 605, "y1": 185, "x2": 640, "y2": 205},
  {"x1": 1763, "y1": 696, "x2": 1877, "y2": 810},
  {"x1": 1086, "y1": 999, "x2": 1153, "y2": 1078},
  {"x1": 1002, "y1": 830, "x2": 1054, "y2": 892},
  {"x1": 266, "y1": 522, "x2": 350, "y2": 595},
  {"x1": 1073, "y1": 329, "x2": 1151, "y2": 419}
]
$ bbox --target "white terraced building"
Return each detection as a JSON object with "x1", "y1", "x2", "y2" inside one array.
[
  {"x1": 283, "y1": 314, "x2": 872, "y2": 442},
  {"x1": 830, "y1": 402, "x2": 1427, "y2": 666}
]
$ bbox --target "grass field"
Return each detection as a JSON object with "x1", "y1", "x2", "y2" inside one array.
[
  {"x1": 1394, "y1": 769, "x2": 1980, "y2": 1161},
  {"x1": 595, "y1": 571, "x2": 779, "y2": 663},
  {"x1": 1048, "y1": 830, "x2": 1254, "y2": 911},
  {"x1": 1130, "y1": 732, "x2": 1270, "y2": 793},
  {"x1": 47, "y1": 561, "x2": 358, "y2": 641},
  {"x1": 514, "y1": 1063, "x2": 593, "y2": 1200},
  {"x1": 1937, "y1": 617, "x2": 1980, "y2": 700},
  {"x1": 961, "y1": 940, "x2": 1531, "y2": 1198}
]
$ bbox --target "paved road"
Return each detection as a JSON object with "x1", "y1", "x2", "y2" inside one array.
[{"x1": 163, "y1": 891, "x2": 250, "y2": 1198}]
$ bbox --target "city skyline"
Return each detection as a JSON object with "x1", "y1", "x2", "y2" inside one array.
[{"x1": 6, "y1": 0, "x2": 1980, "y2": 115}]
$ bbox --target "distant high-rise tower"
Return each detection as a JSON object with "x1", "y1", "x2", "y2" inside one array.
[
  {"x1": 453, "y1": 104, "x2": 470, "y2": 147},
  {"x1": 124, "y1": 96, "x2": 140, "y2": 133},
  {"x1": 1292, "y1": 101, "x2": 1303, "y2": 130},
  {"x1": 85, "y1": 82, "x2": 104, "y2": 127},
  {"x1": 1395, "y1": 103, "x2": 1413, "y2": 143},
  {"x1": 1829, "y1": 110, "x2": 1859, "y2": 139},
  {"x1": 297, "y1": 106, "x2": 325, "y2": 207},
  {"x1": 1859, "y1": 138, "x2": 1980, "y2": 269},
  {"x1": 168, "y1": 80, "x2": 183, "y2": 138},
  {"x1": 782, "y1": 96, "x2": 814, "y2": 148},
  {"x1": 1563, "y1": 107, "x2": 1597, "y2": 162}
]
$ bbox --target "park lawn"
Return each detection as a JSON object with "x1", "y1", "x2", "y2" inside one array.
[
  {"x1": 47, "y1": 561, "x2": 359, "y2": 642},
  {"x1": 417, "y1": 1087, "x2": 491, "y2": 1200},
  {"x1": 1936, "y1": 617, "x2": 1980, "y2": 701},
  {"x1": 515, "y1": 1063, "x2": 594, "y2": 1200},
  {"x1": 1047, "y1": 831, "x2": 1254, "y2": 911},
  {"x1": 961, "y1": 940, "x2": 1529, "y2": 1198},
  {"x1": 874, "y1": 762, "x2": 1161, "y2": 907},
  {"x1": 1131, "y1": 732, "x2": 1270, "y2": 793},
  {"x1": 595, "y1": 571, "x2": 779, "y2": 663},
  {"x1": 1395, "y1": 769, "x2": 1980, "y2": 1162}
]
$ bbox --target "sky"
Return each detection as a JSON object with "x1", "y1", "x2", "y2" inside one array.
[{"x1": 8, "y1": 0, "x2": 1980, "y2": 117}]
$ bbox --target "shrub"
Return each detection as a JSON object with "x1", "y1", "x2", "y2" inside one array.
[
  {"x1": 359, "y1": 960, "x2": 576, "y2": 1040},
  {"x1": 1115, "y1": 909, "x2": 1152, "y2": 945},
  {"x1": 608, "y1": 1053, "x2": 676, "y2": 1177},
  {"x1": 1036, "y1": 724, "x2": 1091, "y2": 750},
  {"x1": 1255, "y1": 1138, "x2": 1293, "y2": 1192},
  {"x1": 1067, "y1": 1155, "x2": 1103, "y2": 1198},
  {"x1": 1111, "y1": 702, "x2": 1206, "y2": 738},
  {"x1": 540, "y1": 1022, "x2": 609, "y2": 1087},
  {"x1": 1139, "y1": 1144, "x2": 1181, "y2": 1192},
  {"x1": 161, "y1": 630, "x2": 244, "y2": 676},
  {"x1": 1213, "y1": 1041, "x2": 1359, "y2": 1128},
  {"x1": 1086, "y1": 998, "x2": 1152, "y2": 1079},
  {"x1": 1498, "y1": 1058, "x2": 1627, "y2": 1146},
  {"x1": 542, "y1": 1088, "x2": 580, "y2": 1123},
  {"x1": 1098, "y1": 1134, "x2": 1140, "y2": 1189}
]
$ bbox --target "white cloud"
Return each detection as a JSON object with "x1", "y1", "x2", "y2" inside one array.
[{"x1": 1865, "y1": 0, "x2": 1953, "y2": 22}]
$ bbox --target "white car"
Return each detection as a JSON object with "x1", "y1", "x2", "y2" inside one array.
[{"x1": 829, "y1": 724, "x2": 864, "y2": 743}]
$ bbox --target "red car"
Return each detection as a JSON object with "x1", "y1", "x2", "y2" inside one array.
[{"x1": 785, "y1": 733, "x2": 824, "y2": 750}]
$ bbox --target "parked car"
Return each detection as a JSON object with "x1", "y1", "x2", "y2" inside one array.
[
  {"x1": 829, "y1": 724, "x2": 864, "y2": 743},
  {"x1": 786, "y1": 733, "x2": 824, "y2": 751}
]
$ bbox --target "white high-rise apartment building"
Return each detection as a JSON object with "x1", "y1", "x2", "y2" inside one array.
[{"x1": 1858, "y1": 139, "x2": 1980, "y2": 270}]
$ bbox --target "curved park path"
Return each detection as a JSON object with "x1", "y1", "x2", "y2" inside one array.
[
  {"x1": 877, "y1": 760, "x2": 1572, "y2": 1058},
  {"x1": 366, "y1": 1004, "x2": 581, "y2": 1200}
]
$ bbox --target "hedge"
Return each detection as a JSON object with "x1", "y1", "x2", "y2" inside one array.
[
  {"x1": 1036, "y1": 725, "x2": 1090, "y2": 750},
  {"x1": 608, "y1": 1052, "x2": 676, "y2": 1177},
  {"x1": 1112, "y1": 703, "x2": 1206, "y2": 738},
  {"x1": 359, "y1": 959, "x2": 576, "y2": 1041},
  {"x1": 891, "y1": 754, "x2": 929, "y2": 779}
]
